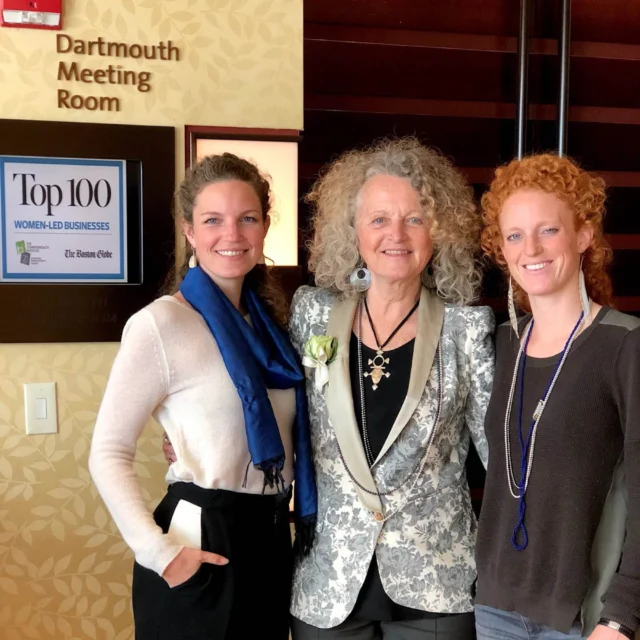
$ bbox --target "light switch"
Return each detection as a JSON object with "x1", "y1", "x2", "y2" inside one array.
[
  {"x1": 35, "y1": 398, "x2": 47, "y2": 419},
  {"x1": 24, "y1": 382, "x2": 58, "y2": 435}
]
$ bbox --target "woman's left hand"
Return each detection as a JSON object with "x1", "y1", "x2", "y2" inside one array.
[
  {"x1": 588, "y1": 625, "x2": 630, "y2": 640},
  {"x1": 162, "y1": 433, "x2": 176, "y2": 465}
]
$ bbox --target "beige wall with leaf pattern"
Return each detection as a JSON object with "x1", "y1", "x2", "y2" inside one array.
[{"x1": 0, "y1": 1, "x2": 302, "y2": 638}]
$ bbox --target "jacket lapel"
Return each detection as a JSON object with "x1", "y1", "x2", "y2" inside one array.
[
  {"x1": 373, "y1": 287, "x2": 445, "y2": 465},
  {"x1": 325, "y1": 296, "x2": 384, "y2": 514}
]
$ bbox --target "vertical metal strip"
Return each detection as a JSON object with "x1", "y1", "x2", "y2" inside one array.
[
  {"x1": 516, "y1": 0, "x2": 532, "y2": 160},
  {"x1": 558, "y1": 0, "x2": 572, "y2": 156}
]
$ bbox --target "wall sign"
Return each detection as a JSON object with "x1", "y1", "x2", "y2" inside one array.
[{"x1": 0, "y1": 156, "x2": 127, "y2": 282}]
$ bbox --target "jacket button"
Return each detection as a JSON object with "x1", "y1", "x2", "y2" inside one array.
[{"x1": 373, "y1": 512, "x2": 383, "y2": 522}]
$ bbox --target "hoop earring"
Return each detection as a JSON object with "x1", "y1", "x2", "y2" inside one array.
[
  {"x1": 508, "y1": 277, "x2": 520, "y2": 338},
  {"x1": 579, "y1": 255, "x2": 591, "y2": 323},
  {"x1": 421, "y1": 263, "x2": 436, "y2": 289},
  {"x1": 349, "y1": 266, "x2": 371, "y2": 291}
]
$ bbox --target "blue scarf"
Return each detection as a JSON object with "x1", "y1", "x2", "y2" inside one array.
[{"x1": 180, "y1": 266, "x2": 317, "y2": 534}]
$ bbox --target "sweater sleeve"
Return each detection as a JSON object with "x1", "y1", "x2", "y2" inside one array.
[
  {"x1": 89, "y1": 309, "x2": 183, "y2": 577},
  {"x1": 601, "y1": 327, "x2": 640, "y2": 631},
  {"x1": 463, "y1": 306, "x2": 495, "y2": 469}
]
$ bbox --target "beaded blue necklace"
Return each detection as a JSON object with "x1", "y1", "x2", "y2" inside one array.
[{"x1": 505, "y1": 312, "x2": 584, "y2": 551}]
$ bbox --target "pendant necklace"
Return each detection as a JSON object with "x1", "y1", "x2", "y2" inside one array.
[
  {"x1": 504, "y1": 311, "x2": 584, "y2": 551},
  {"x1": 362, "y1": 296, "x2": 420, "y2": 390}
]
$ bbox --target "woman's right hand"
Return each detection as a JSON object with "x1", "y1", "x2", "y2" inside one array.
[
  {"x1": 162, "y1": 547, "x2": 228, "y2": 588},
  {"x1": 162, "y1": 433, "x2": 176, "y2": 465}
]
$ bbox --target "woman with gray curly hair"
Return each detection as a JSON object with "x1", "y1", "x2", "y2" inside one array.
[{"x1": 289, "y1": 137, "x2": 495, "y2": 640}]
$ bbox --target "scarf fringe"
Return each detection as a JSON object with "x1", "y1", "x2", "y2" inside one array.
[
  {"x1": 257, "y1": 458, "x2": 287, "y2": 497},
  {"x1": 293, "y1": 515, "x2": 316, "y2": 557}
]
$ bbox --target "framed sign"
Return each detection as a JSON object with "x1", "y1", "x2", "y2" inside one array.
[
  {"x1": 0, "y1": 119, "x2": 174, "y2": 343},
  {"x1": 1, "y1": 156, "x2": 127, "y2": 282}
]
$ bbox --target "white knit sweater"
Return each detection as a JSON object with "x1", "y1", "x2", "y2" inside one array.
[{"x1": 89, "y1": 296, "x2": 295, "y2": 576}]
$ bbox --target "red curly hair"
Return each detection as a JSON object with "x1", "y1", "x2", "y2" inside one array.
[{"x1": 481, "y1": 154, "x2": 613, "y2": 312}]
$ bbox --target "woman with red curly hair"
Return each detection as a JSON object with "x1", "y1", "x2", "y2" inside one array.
[{"x1": 474, "y1": 154, "x2": 640, "y2": 640}]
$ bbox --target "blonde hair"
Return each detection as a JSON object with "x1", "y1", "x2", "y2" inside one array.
[
  {"x1": 306, "y1": 137, "x2": 482, "y2": 304},
  {"x1": 481, "y1": 153, "x2": 613, "y2": 311}
]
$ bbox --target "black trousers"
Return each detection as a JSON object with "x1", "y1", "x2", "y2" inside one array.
[
  {"x1": 132, "y1": 482, "x2": 293, "y2": 640},
  {"x1": 291, "y1": 613, "x2": 476, "y2": 640}
]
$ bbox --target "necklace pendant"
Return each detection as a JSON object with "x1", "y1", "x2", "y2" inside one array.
[
  {"x1": 533, "y1": 400, "x2": 545, "y2": 421},
  {"x1": 365, "y1": 352, "x2": 391, "y2": 390}
]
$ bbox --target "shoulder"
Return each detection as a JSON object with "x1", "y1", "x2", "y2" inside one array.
[
  {"x1": 601, "y1": 309, "x2": 640, "y2": 366},
  {"x1": 142, "y1": 295, "x2": 203, "y2": 332},
  {"x1": 123, "y1": 295, "x2": 204, "y2": 347},
  {"x1": 290, "y1": 286, "x2": 336, "y2": 328},
  {"x1": 589, "y1": 308, "x2": 640, "y2": 363},
  {"x1": 444, "y1": 304, "x2": 496, "y2": 337},
  {"x1": 291, "y1": 286, "x2": 335, "y2": 316},
  {"x1": 289, "y1": 286, "x2": 336, "y2": 350},
  {"x1": 599, "y1": 308, "x2": 640, "y2": 333}
]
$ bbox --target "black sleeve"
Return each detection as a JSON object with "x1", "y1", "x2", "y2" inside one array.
[{"x1": 601, "y1": 327, "x2": 640, "y2": 631}]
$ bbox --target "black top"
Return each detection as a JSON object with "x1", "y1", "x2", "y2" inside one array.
[
  {"x1": 348, "y1": 333, "x2": 443, "y2": 621},
  {"x1": 475, "y1": 307, "x2": 640, "y2": 634}
]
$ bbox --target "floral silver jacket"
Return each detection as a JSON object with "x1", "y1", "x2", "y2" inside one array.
[{"x1": 289, "y1": 286, "x2": 495, "y2": 628}]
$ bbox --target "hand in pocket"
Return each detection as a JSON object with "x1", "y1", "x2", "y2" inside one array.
[{"x1": 162, "y1": 547, "x2": 228, "y2": 588}]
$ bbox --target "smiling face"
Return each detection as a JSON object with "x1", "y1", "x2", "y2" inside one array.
[
  {"x1": 499, "y1": 189, "x2": 593, "y2": 303},
  {"x1": 184, "y1": 179, "x2": 270, "y2": 286},
  {"x1": 355, "y1": 174, "x2": 433, "y2": 286}
]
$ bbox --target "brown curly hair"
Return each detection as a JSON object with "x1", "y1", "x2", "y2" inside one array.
[
  {"x1": 166, "y1": 153, "x2": 289, "y2": 325},
  {"x1": 480, "y1": 153, "x2": 613, "y2": 311},
  {"x1": 306, "y1": 137, "x2": 482, "y2": 304}
]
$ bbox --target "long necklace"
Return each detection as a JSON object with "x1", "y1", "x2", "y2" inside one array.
[
  {"x1": 504, "y1": 312, "x2": 584, "y2": 551},
  {"x1": 330, "y1": 298, "x2": 443, "y2": 525},
  {"x1": 363, "y1": 296, "x2": 420, "y2": 390}
]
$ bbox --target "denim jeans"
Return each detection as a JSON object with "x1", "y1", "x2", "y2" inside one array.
[{"x1": 475, "y1": 605, "x2": 585, "y2": 640}]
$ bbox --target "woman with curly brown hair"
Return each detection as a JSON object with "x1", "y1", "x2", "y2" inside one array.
[
  {"x1": 289, "y1": 137, "x2": 495, "y2": 639},
  {"x1": 474, "y1": 154, "x2": 640, "y2": 640},
  {"x1": 90, "y1": 153, "x2": 316, "y2": 640}
]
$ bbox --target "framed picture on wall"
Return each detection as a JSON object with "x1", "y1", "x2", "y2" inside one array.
[{"x1": 184, "y1": 126, "x2": 301, "y2": 272}]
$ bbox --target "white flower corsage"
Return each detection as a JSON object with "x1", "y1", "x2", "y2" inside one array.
[{"x1": 302, "y1": 335, "x2": 338, "y2": 391}]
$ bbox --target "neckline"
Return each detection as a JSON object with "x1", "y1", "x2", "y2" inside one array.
[
  {"x1": 351, "y1": 331, "x2": 415, "y2": 354},
  {"x1": 518, "y1": 305, "x2": 609, "y2": 367},
  {"x1": 160, "y1": 294, "x2": 250, "y2": 321},
  {"x1": 160, "y1": 294, "x2": 191, "y2": 309}
]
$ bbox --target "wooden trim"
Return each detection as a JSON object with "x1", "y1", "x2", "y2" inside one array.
[
  {"x1": 483, "y1": 296, "x2": 640, "y2": 312},
  {"x1": 460, "y1": 167, "x2": 495, "y2": 184},
  {"x1": 595, "y1": 171, "x2": 640, "y2": 188},
  {"x1": 306, "y1": 94, "x2": 516, "y2": 119},
  {"x1": 614, "y1": 297, "x2": 640, "y2": 312},
  {"x1": 184, "y1": 125, "x2": 301, "y2": 169},
  {"x1": 305, "y1": 24, "x2": 519, "y2": 53},
  {"x1": 302, "y1": 163, "x2": 640, "y2": 189},
  {"x1": 306, "y1": 95, "x2": 640, "y2": 126},
  {"x1": 305, "y1": 23, "x2": 640, "y2": 62},
  {"x1": 606, "y1": 234, "x2": 640, "y2": 250}
]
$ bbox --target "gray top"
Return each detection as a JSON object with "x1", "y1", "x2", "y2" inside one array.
[{"x1": 476, "y1": 307, "x2": 640, "y2": 635}]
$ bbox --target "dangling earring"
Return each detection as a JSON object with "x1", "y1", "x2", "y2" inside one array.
[
  {"x1": 421, "y1": 263, "x2": 436, "y2": 289},
  {"x1": 349, "y1": 265, "x2": 371, "y2": 291},
  {"x1": 188, "y1": 249, "x2": 197, "y2": 269},
  {"x1": 579, "y1": 255, "x2": 591, "y2": 323},
  {"x1": 508, "y1": 277, "x2": 520, "y2": 338}
]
